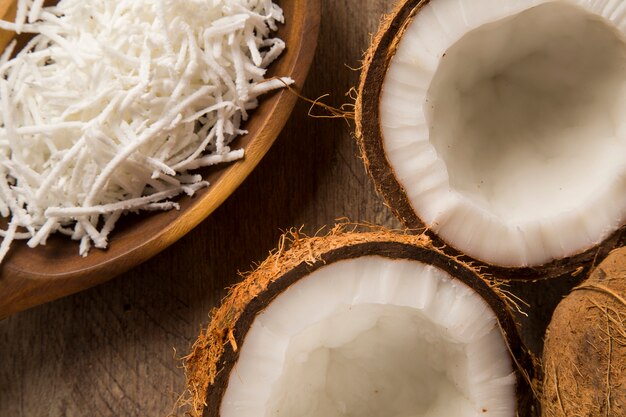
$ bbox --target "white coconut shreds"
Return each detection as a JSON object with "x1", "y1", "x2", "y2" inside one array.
[{"x1": 0, "y1": 0, "x2": 293, "y2": 262}]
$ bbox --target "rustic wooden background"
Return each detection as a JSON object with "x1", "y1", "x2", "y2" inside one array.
[{"x1": 0, "y1": 1, "x2": 580, "y2": 416}]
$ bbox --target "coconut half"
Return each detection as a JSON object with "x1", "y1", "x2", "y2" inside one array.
[
  {"x1": 356, "y1": 0, "x2": 626, "y2": 273},
  {"x1": 542, "y1": 247, "x2": 626, "y2": 416},
  {"x1": 182, "y1": 228, "x2": 537, "y2": 417}
]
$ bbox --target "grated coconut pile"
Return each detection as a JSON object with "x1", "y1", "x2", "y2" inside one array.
[{"x1": 0, "y1": 0, "x2": 292, "y2": 262}]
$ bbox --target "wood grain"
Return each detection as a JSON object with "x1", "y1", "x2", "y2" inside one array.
[
  {"x1": 0, "y1": 0, "x2": 320, "y2": 319},
  {"x1": 0, "y1": 1, "x2": 578, "y2": 416}
]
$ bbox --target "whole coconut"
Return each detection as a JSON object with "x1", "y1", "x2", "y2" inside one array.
[{"x1": 542, "y1": 247, "x2": 626, "y2": 416}]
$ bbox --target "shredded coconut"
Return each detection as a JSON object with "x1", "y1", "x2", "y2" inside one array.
[{"x1": 0, "y1": 0, "x2": 293, "y2": 261}]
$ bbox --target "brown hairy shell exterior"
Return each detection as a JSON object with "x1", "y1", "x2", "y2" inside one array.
[
  {"x1": 354, "y1": 0, "x2": 624, "y2": 280},
  {"x1": 177, "y1": 224, "x2": 538, "y2": 417},
  {"x1": 542, "y1": 247, "x2": 626, "y2": 417}
]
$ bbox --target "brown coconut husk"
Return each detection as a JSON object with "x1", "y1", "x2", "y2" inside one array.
[
  {"x1": 354, "y1": 0, "x2": 625, "y2": 281},
  {"x1": 542, "y1": 247, "x2": 626, "y2": 417},
  {"x1": 177, "y1": 224, "x2": 538, "y2": 417}
]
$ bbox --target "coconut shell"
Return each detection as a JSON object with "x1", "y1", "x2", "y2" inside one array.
[
  {"x1": 178, "y1": 225, "x2": 538, "y2": 417},
  {"x1": 354, "y1": 0, "x2": 625, "y2": 280},
  {"x1": 542, "y1": 247, "x2": 626, "y2": 417}
]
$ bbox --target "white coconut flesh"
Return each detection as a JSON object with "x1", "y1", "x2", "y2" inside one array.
[
  {"x1": 380, "y1": 0, "x2": 626, "y2": 267},
  {"x1": 220, "y1": 256, "x2": 516, "y2": 417}
]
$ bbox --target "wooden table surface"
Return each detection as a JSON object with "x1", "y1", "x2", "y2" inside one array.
[{"x1": 0, "y1": 1, "x2": 581, "y2": 416}]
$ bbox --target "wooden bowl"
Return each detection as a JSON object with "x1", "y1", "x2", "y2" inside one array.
[{"x1": 0, "y1": 0, "x2": 321, "y2": 318}]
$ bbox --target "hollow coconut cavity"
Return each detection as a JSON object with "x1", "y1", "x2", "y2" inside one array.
[
  {"x1": 181, "y1": 227, "x2": 537, "y2": 417},
  {"x1": 356, "y1": 0, "x2": 626, "y2": 269},
  {"x1": 542, "y1": 247, "x2": 626, "y2": 417}
]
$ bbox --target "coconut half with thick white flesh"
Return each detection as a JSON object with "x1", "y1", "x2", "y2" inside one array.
[
  {"x1": 356, "y1": 0, "x2": 626, "y2": 275},
  {"x1": 182, "y1": 229, "x2": 537, "y2": 417}
]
